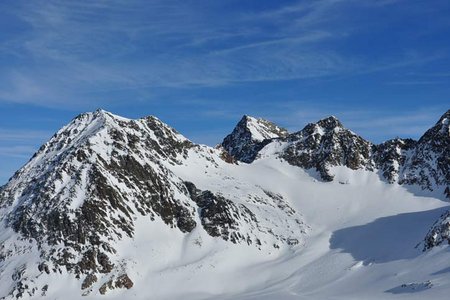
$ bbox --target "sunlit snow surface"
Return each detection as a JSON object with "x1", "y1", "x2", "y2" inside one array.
[
  {"x1": 1, "y1": 111, "x2": 449, "y2": 299},
  {"x1": 23, "y1": 153, "x2": 446, "y2": 300}
]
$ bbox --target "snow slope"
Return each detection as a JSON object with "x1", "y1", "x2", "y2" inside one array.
[
  {"x1": 167, "y1": 156, "x2": 449, "y2": 300},
  {"x1": 0, "y1": 109, "x2": 449, "y2": 299}
]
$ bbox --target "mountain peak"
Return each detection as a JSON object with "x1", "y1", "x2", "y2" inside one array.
[
  {"x1": 221, "y1": 115, "x2": 288, "y2": 163},
  {"x1": 72, "y1": 109, "x2": 131, "y2": 126},
  {"x1": 238, "y1": 115, "x2": 288, "y2": 142},
  {"x1": 441, "y1": 108, "x2": 450, "y2": 119},
  {"x1": 419, "y1": 109, "x2": 450, "y2": 143},
  {"x1": 436, "y1": 109, "x2": 450, "y2": 135},
  {"x1": 94, "y1": 107, "x2": 108, "y2": 114},
  {"x1": 289, "y1": 115, "x2": 346, "y2": 139},
  {"x1": 282, "y1": 115, "x2": 372, "y2": 181},
  {"x1": 316, "y1": 115, "x2": 343, "y2": 130}
]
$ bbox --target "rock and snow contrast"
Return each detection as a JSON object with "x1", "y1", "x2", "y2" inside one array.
[
  {"x1": 0, "y1": 108, "x2": 449, "y2": 299},
  {"x1": 221, "y1": 115, "x2": 289, "y2": 163}
]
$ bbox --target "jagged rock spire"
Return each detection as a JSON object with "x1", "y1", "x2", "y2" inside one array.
[{"x1": 221, "y1": 115, "x2": 288, "y2": 163}]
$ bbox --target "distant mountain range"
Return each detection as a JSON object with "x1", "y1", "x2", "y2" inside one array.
[
  {"x1": 223, "y1": 111, "x2": 449, "y2": 190},
  {"x1": 0, "y1": 109, "x2": 448, "y2": 299}
]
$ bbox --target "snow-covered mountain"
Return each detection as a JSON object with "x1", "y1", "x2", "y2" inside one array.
[
  {"x1": 0, "y1": 109, "x2": 449, "y2": 299},
  {"x1": 223, "y1": 111, "x2": 450, "y2": 193},
  {"x1": 0, "y1": 110, "x2": 306, "y2": 298}
]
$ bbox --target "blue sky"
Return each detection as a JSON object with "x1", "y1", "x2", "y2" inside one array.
[{"x1": 0, "y1": 0, "x2": 449, "y2": 184}]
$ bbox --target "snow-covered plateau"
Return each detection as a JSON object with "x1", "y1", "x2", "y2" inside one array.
[{"x1": 0, "y1": 109, "x2": 449, "y2": 299}]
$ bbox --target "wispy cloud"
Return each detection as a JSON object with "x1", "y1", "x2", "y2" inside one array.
[
  {"x1": 0, "y1": 128, "x2": 51, "y2": 182},
  {"x1": 0, "y1": 146, "x2": 38, "y2": 159},
  {"x1": 342, "y1": 109, "x2": 444, "y2": 139},
  {"x1": 0, "y1": 128, "x2": 52, "y2": 142},
  {"x1": 0, "y1": 0, "x2": 445, "y2": 108},
  {"x1": 387, "y1": 80, "x2": 446, "y2": 85}
]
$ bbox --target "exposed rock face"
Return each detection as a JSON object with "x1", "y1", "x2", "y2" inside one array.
[
  {"x1": 185, "y1": 182, "x2": 259, "y2": 244},
  {"x1": 221, "y1": 115, "x2": 288, "y2": 163},
  {"x1": 0, "y1": 110, "x2": 306, "y2": 298},
  {"x1": 281, "y1": 116, "x2": 374, "y2": 181},
  {"x1": 222, "y1": 115, "x2": 375, "y2": 182},
  {"x1": 99, "y1": 274, "x2": 133, "y2": 295},
  {"x1": 222, "y1": 111, "x2": 449, "y2": 192},
  {"x1": 183, "y1": 180, "x2": 305, "y2": 247},
  {"x1": 401, "y1": 110, "x2": 450, "y2": 191},
  {"x1": 419, "y1": 111, "x2": 450, "y2": 250},
  {"x1": 373, "y1": 138, "x2": 417, "y2": 183},
  {"x1": 423, "y1": 211, "x2": 450, "y2": 250}
]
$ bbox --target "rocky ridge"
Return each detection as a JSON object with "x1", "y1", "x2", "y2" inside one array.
[
  {"x1": 222, "y1": 110, "x2": 450, "y2": 191},
  {"x1": 221, "y1": 115, "x2": 288, "y2": 163},
  {"x1": 280, "y1": 116, "x2": 374, "y2": 181}
]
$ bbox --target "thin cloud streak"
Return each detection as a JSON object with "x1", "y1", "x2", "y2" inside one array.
[
  {"x1": 0, "y1": 0, "x2": 445, "y2": 107},
  {"x1": 0, "y1": 129, "x2": 52, "y2": 142},
  {"x1": 0, "y1": 146, "x2": 38, "y2": 159}
]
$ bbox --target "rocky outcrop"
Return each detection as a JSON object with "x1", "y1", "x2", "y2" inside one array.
[
  {"x1": 222, "y1": 111, "x2": 449, "y2": 192},
  {"x1": 281, "y1": 116, "x2": 374, "y2": 181},
  {"x1": 401, "y1": 110, "x2": 450, "y2": 190},
  {"x1": 221, "y1": 115, "x2": 288, "y2": 163},
  {"x1": 423, "y1": 210, "x2": 450, "y2": 250},
  {"x1": 99, "y1": 274, "x2": 133, "y2": 295},
  {"x1": 373, "y1": 138, "x2": 417, "y2": 183},
  {"x1": 185, "y1": 182, "x2": 258, "y2": 244}
]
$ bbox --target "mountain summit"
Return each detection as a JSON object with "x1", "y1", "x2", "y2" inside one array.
[
  {"x1": 221, "y1": 115, "x2": 288, "y2": 163},
  {"x1": 281, "y1": 116, "x2": 373, "y2": 181}
]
